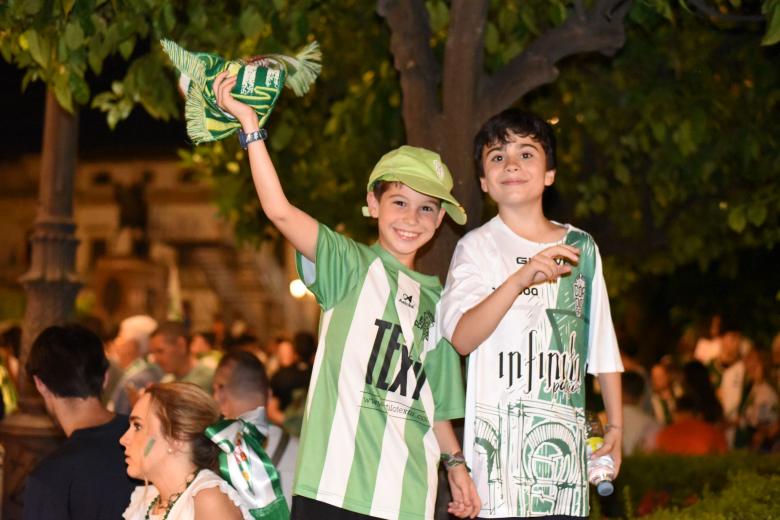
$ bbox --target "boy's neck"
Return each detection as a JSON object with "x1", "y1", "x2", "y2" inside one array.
[{"x1": 497, "y1": 204, "x2": 563, "y2": 243}]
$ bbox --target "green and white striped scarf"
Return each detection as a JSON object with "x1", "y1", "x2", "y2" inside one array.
[
  {"x1": 206, "y1": 407, "x2": 289, "y2": 519},
  {"x1": 161, "y1": 39, "x2": 321, "y2": 144}
]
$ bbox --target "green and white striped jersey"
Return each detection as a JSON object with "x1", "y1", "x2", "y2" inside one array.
[{"x1": 294, "y1": 224, "x2": 465, "y2": 520}]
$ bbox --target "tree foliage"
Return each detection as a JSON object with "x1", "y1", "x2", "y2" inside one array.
[
  {"x1": 519, "y1": 2, "x2": 780, "y2": 345},
  {"x1": 179, "y1": 3, "x2": 404, "y2": 246},
  {"x1": 1, "y1": 0, "x2": 778, "y2": 342},
  {"x1": 529, "y1": 2, "x2": 780, "y2": 292},
  {"x1": 0, "y1": 0, "x2": 177, "y2": 114}
]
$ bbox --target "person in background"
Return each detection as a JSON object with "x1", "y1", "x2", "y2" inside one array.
[
  {"x1": 227, "y1": 332, "x2": 265, "y2": 361},
  {"x1": 259, "y1": 335, "x2": 290, "y2": 377},
  {"x1": 622, "y1": 371, "x2": 660, "y2": 455},
  {"x1": 675, "y1": 326, "x2": 698, "y2": 365},
  {"x1": 712, "y1": 330, "x2": 747, "y2": 446},
  {"x1": 694, "y1": 314, "x2": 722, "y2": 364},
  {"x1": 709, "y1": 330, "x2": 744, "y2": 390},
  {"x1": 24, "y1": 324, "x2": 136, "y2": 519},
  {"x1": 619, "y1": 339, "x2": 653, "y2": 413},
  {"x1": 268, "y1": 332, "x2": 314, "y2": 430},
  {"x1": 107, "y1": 314, "x2": 162, "y2": 414},
  {"x1": 770, "y1": 332, "x2": 780, "y2": 391},
  {"x1": 0, "y1": 326, "x2": 21, "y2": 415},
  {"x1": 213, "y1": 350, "x2": 297, "y2": 508},
  {"x1": 649, "y1": 362, "x2": 677, "y2": 425},
  {"x1": 78, "y1": 315, "x2": 122, "y2": 409},
  {"x1": 120, "y1": 383, "x2": 246, "y2": 519},
  {"x1": 654, "y1": 394, "x2": 728, "y2": 455},
  {"x1": 737, "y1": 348, "x2": 779, "y2": 450},
  {"x1": 190, "y1": 331, "x2": 222, "y2": 371},
  {"x1": 149, "y1": 321, "x2": 214, "y2": 393},
  {"x1": 681, "y1": 360, "x2": 723, "y2": 424},
  {"x1": 0, "y1": 325, "x2": 21, "y2": 414},
  {"x1": 1, "y1": 325, "x2": 21, "y2": 382}
]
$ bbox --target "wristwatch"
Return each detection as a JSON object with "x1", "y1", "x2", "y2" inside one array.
[{"x1": 238, "y1": 128, "x2": 268, "y2": 149}]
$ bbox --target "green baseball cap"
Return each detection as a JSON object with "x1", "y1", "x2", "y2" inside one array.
[{"x1": 362, "y1": 145, "x2": 467, "y2": 225}]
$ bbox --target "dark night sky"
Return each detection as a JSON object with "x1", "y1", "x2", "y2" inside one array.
[{"x1": 0, "y1": 59, "x2": 188, "y2": 160}]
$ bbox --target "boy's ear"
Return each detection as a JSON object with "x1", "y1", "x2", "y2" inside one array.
[
  {"x1": 544, "y1": 169, "x2": 556, "y2": 186},
  {"x1": 366, "y1": 192, "x2": 380, "y2": 218},
  {"x1": 479, "y1": 176, "x2": 488, "y2": 193}
]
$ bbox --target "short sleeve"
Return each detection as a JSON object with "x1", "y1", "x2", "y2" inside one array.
[
  {"x1": 189, "y1": 473, "x2": 254, "y2": 520},
  {"x1": 440, "y1": 237, "x2": 494, "y2": 341},
  {"x1": 295, "y1": 223, "x2": 364, "y2": 310},
  {"x1": 586, "y1": 247, "x2": 624, "y2": 375},
  {"x1": 424, "y1": 337, "x2": 466, "y2": 421}
]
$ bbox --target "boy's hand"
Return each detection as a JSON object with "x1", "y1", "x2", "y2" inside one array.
[
  {"x1": 447, "y1": 465, "x2": 481, "y2": 518},
  {"x1": 213, "y1": 71, "x2": 260, "y2": 131},
  {"x1": 513, "y1": 244, "x2": 579, "y2": 291},
  {"x1": 592, "y1": 427, "x2": 622, "y2": 477}
]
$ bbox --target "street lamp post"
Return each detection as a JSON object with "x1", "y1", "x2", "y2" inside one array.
[{"x1": 0, "y1": 90, "x2": 80, "y2": 518}]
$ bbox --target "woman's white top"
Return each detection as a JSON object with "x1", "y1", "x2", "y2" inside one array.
[{"x1": 122, "y1": 469, "x2": 253, "y2": 520}]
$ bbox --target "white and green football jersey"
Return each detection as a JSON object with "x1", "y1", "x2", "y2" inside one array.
[
  {"x1": 294, "y1": 224, "x2": 465, "y2": 520},
  {"x1": 441, "y1": 216, "x2": 623, "y2": 518}
]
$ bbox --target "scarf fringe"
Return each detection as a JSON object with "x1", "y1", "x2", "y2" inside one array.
[
  {"x1": 265, "y1": 41, "x2": 322, "y2": 97},
  {"x1": 160, "y1": 39, "x2": 206, "y2": 86},
  {"x1": 184, "y1": 87, "x2": 215, "y2": 144}
]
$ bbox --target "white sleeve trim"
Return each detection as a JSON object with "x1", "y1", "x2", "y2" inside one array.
[{"x1": 586, "y1": 246, "x2": 624, "y2": 375}]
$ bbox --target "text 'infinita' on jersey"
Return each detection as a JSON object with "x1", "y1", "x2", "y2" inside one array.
[{"x1": 498, "y1": 329, "x2": 582, "y2": 394}]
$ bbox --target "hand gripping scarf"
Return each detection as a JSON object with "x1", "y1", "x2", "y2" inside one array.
[
  {"x1": 205, "y1": 408, "x2": 290, "y2": 519},
  {"x1": 160, "y1": 39, "x2": 321, "y2": 145}
]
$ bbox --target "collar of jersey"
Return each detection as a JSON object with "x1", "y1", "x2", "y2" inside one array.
[{"x1": 369, "y1": 241, "x2": 441, "y2": 288}]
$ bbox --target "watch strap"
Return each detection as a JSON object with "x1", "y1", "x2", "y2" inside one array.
[{"x1": 238, "y1": 128, "x2": 268, "y2": 149}]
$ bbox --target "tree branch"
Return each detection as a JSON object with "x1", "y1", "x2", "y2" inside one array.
[
  {"x1": 442, "y1": 0, "x2": 489, "y2": 123},
  {"x1": 685, "y1": 0, "x2": 765, "y2": 23},
  {"x1": 377, "y1": 0, "x2": 441, "y2": 145},
  {"x1": 478, "y1": 0, "x2": 634, "y2": 123}
]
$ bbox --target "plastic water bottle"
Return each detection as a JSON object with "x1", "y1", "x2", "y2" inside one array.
[{"x1": 585, "y1": 411, "x2": 615, "y2": 496}]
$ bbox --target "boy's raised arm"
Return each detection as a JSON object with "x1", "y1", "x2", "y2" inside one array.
[{"x1": 214, "y1": 72, "x2": 318, "y2": 262}]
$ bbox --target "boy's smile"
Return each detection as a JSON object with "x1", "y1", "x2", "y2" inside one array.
[
  {"x1": 480, "y1": 132, "x2": 555, "y2": 207},
  {"x1": 366, "y1": 182, "x2": 446, "y2": 268}
]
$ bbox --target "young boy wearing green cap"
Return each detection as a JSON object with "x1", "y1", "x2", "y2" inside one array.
[
  {"x1": 213, "y1": 72, "x2": 480, "y2": 520},
  {"x1": 440, "y1": 109, "x2": 623, "y2": 518}
]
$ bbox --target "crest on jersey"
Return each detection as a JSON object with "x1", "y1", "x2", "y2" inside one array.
[{"x1": 414, "y1": 311, "x2": 435, "y2": 342}]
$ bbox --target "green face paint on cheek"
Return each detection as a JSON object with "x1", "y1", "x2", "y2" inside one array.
[{"x1": 144, "y1": 438, "x2": 155, "y2": 457}]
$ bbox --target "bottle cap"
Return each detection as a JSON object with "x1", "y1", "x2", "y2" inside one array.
[{"x1": 597, "y1": 480, "x2": 614, "y2": 496}]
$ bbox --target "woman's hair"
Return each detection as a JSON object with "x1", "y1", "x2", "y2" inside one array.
[{"x1": 145, "y1": 382, "x2": 220, "y2": 471}]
